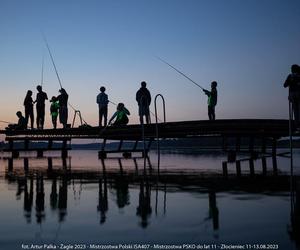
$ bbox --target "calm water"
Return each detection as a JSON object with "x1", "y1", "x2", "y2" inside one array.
[{"x1": 0, "y1": 149, "x2": 299, "y2": 250}]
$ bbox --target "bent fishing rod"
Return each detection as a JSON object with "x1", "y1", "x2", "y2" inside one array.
[{"x1": 156, "y1": 56, "x2": 205, "y2": 90}]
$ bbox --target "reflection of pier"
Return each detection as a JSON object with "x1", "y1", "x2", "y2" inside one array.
[
  {"x1": 6, "y1": 160, "x2": 299, "y2": 228},
  {"x1": 3, "y1": 156, "x2": 71, "y2": 173},
  {"x1": 3, "y1": 147, "x2": 299, "y2": 239},
  {"x1": 0, "y1": 119, "x2": 292, "y2": 158},
  {"x1": 222, "y1": 155, "x2": 279, "y2": 178},
  {"x1": 2, "y1": 137, "x2": 71, "y2": 158}
]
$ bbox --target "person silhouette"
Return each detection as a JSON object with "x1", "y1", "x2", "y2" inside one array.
[
  {"x1": 108, "y1": 103, "x2": 130, "y2": 126},
  {"x1": 97, "y1": 178, "x2": 108, "y2": 224},
  {"x1": 35, "y1": 85, "x2": 48, "y2": 129},
  {"x1": 50, "y1": 96, "x2": 59, "y2": 129},
  {"x1": 284, "y1": 64, "x2": 300, "y2": 127},
  {"x1": 97, "y1": 86, "x2": 109, "y2": 127},
  {"x1": 35, "y1": 175, "x2": 45, "y2": 224},
  {"x1": 203, "y1": 81, "x2": 218, "y2": 120},
  {"x1": 136, "y1": 81, "x2": 151, "y2": 124},
  {"x1": 7, "y1": 111, "x2": 27, "y2": 130},
  {"x1": 57, "y1": 88, "x2": 69, "y2": 128},
  {"x1": 23, "y1": 90, "x2": 34, "y2": 129},
  {"x1": 136, "y1": 180, "x2": 152, "y2": 228}
]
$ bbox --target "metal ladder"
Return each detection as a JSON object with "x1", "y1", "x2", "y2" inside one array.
[{"x1": 154, "y1": 94, "x2": 166, "y2": 173}]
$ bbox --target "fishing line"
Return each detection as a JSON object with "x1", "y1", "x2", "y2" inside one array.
[{"x1": 156, "y1": 56, "x2": 205, "y2": 90}]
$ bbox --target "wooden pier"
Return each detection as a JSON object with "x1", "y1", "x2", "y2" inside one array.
[{"x1": 0, "y1": 119, "x2": 292, "y2": 158}]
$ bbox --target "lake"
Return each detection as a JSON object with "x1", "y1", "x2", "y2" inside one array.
[{"x1": 0, "y1": 149, "x2": 299, "y2": 250}]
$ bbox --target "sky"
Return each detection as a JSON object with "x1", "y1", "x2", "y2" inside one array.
[{"x1": 0, "y1": 0, "x2": 300, "y2": 129}]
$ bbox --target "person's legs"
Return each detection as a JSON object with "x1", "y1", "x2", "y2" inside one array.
[
  {"x1": 211, "y1": 106, "x2": 216, "y2": 120},
  {"x1": 292, "y1": 100, "x2": 300, "y2": 127},
  {"x1": 139, "y1": 106, "x2": 144, "y2": 124},
  {"x1": 208, "y1": 106, "x2": 212, "y2": 120},
  {"x1": 36, "y1": 107, "x2": 41, "y2": 129},
  {"x1": 29, "y1": 110, "x2": 34, "y2": 129},
  {"x1": 40, "y1": 108, "x2": 45, "y2": 129},
  {"x1": 140, "y1": 116, "x2": 144, "y2": 124},
  {"x1": 99, "y1": 107, "x2": 103, "y2": 126},
  {"x1": 52, "y1": 116, "x2": 57, "y2": 129},
  {"x1": 146, "y1": 115, "x2": 150, "y2": 124},
  {"x1": 25, "y1": 109, "x2": 29, "y2": 128},
  {"x1": 59, "y1": 106, "x2": 68, "y2": 128},
  {"x1": 103, "y1": 106, "x2": 108, "y2": 127},
  {"x1": 145, "y1": 106, "x2": 150, "y2": 124}
]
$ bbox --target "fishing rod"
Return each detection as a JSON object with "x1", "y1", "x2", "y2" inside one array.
[
  {"x1": 156, "y1": 56, "x2": 205, "y2": 90},
  {"x1": 42, "y1": 34, "x2": 63, "y2": 89},
  {"x1": 0, "y1": 120, "x2": 11, "y2": 124},
  {"x1": 41, "y1": 54, "x2": 44, "y2": 86},
  {"x1": 109, "y1": 100, "x2": 117, "y2": 106},
  {"x1": 42, "y1": 34, "x2": 89, "y2": 125}
]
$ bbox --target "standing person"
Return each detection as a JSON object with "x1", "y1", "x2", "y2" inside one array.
[
  {"x1": 284, "y1": 64, "x2": 300, "y2": 126},
  {"x1": 108, "y1": 103, "x2": 130, "y2": 126},
  {"x1": 136, "y1": 81, "x2": 151, "y2": 124},
  {"x1": 50, "y1": 96, "x2": 59, "y2": 129},
  {"x1": 35, "y1": 85, "x2": 48, "y2": 129},
  {"x1": 96, "y1": 86, "x2": 109, "y2": 127},
  {"x1": 23, "y1": 90, "x2": 34, "y2": 129},
  {"x1": 57, "y1": 88, "x2": 69, "y2": 128},
  {"x1": 203, "y1": 81, "x2": 218, "y2": 120}
]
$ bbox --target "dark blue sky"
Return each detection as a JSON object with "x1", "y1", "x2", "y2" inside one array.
[{"x1": 0, "y1": 0, "x2": 300, "y2": 127}]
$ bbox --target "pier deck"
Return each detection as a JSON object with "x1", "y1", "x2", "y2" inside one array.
[{"x1": 0, "y1": 119, "x2": 291, "y2": 140}]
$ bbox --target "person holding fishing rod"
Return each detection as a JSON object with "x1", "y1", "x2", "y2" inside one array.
[
  {"x1": 97, "y1": 86, "x2": 109, "y2": 127},
  {"x1": 34, "y1": 85, "x2": 48, "y2": 129},
  {"x1": 57, "y1": 88, "x2": 69, "y2": 129},
  {"x1": 6, "y1": 111, "x2": 27, "y2": 130},
  {"x1": 203, "y1": 81, "x2": 218, "y2": 121},
  {"x1": 156, "y1": 57, "x2": 218, "y2": 121}
]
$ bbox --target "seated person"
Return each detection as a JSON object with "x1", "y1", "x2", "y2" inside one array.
[
  {"x1": 108, "y1": 103, "x2": 130, "y2": 126},
  {"x1": 6, "y1": 111, "x2": 27, "y2": 130}
]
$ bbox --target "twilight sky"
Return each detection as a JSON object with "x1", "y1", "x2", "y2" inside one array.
[{"x1": 0, "y1": 0, "x2": 300, "y2": 129}]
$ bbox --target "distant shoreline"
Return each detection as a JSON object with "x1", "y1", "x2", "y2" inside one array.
[{"x1": 0, "y1": 138, "x2": 298, "y2": 151}]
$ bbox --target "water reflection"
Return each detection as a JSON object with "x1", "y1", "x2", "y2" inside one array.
[
  {"x1": 208, "y1": 191, "x2": 219, "y2": 231},
  {"x1": 58, "y1": 176, "x2": 68, "y2": 222},
  {"x1": 8, "y1": 158, "x2": 292, "y2": 227},
  {"x1": 97, "y1": 177, "x2": 108, "y2": 224},
  {"x1": 0, "y1": 153, "x2": 298, "y2": 249},
  {"x1": 35, "y1": 175, "x2": 45, "y2": 224},
  {"x1": 136, "y1": 178, "x2": 152, "y2": 228},
  {"x1": 289, "y1": 181, "x2": 300, "y2": 248},
  {"x1": 50, "y1": 177, "x2": 58, "y2": 210},
  {"x1": 24, "y1": 177, "x2": 33, "y2": 223}
]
